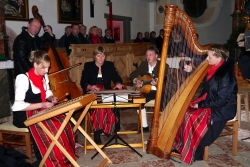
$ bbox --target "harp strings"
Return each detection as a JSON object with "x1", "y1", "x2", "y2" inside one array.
[{"x1": 159, "y1": 10, "x2": 207, "y2": 134}]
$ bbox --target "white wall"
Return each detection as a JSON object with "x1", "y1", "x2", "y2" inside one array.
[
  {"x1": 154, "y1": 0, "x2": 234, "y2": 45},
  {"x1": 6, "y1": 0, "x2": 150, "y2": 41},
  {"x1": 196, "y1": 0, "x2": 234, "y2": 45},
  {"x1": 5, "y1": 0, "x2": 234, "y2": 46}
]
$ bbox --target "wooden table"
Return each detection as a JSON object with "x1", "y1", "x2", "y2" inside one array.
[{"x1": 84, "y1": 94, "x2": 146, "y2": 153}]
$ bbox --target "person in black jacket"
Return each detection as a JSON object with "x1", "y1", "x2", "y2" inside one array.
[
  {"x1": 12, "y1": 18, "x2": 54, "y2": 78},
  {"x1": 80, "y1": 46, "x2": 124, "y2": 144},
  {"x1": 172, "y1": 44, "x2": 237, "y2": 164},
  {"x1": 58, "y1": 26, "x2": 72, "y2": 47},
  {"x1": 65, "y1": 24, "x2": 88, "y2": 55},
  {"x1": 156, "y1": 29, "x2": 164, "y2": 54},
  {"x1": 104, "y1": 29, "x2": 115, "y2": 43}
]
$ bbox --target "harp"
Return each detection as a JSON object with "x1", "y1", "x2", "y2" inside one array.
[{"x1": 146, "y1": 4, "x2": 211, "y2": 159}]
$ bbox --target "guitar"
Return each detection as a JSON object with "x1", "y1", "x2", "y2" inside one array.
[{"x1": 133, "y1": 75, "x2": 157, "y2": 94}]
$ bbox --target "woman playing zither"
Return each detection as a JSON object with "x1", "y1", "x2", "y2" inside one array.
[
  {"x1": 12, "y1": 50, "x2": 75, "y2": 167},
  {"x1": 80, "y1": 46, "x2": 124, "y2": 144}
]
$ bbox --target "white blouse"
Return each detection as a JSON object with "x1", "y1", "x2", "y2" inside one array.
[{"x1": 12, "y1": 73, "x2": 53, "y2": 111}]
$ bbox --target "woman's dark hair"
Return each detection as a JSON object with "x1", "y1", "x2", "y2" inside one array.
[{"x1": 137, "y1": 32, "x2": 143, "y2": 37}]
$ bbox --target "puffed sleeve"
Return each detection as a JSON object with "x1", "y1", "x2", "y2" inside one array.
[
  {"x1": 11, "y1": 74, "x2": 30, "y2": 111},
  {"x1": 44, "y1": 74, "x2": 53, "y2": 98}
]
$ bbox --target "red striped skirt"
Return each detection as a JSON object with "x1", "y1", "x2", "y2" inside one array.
[
  {"x1": 89, "y1": 108, "x2": 116, "y2": 135},
  {"x1": 173, "y1": 95, "x2": 211, "y2": 164},
  {"x1": 27, "y1": 109, "x2": 76, "y2": 167}
]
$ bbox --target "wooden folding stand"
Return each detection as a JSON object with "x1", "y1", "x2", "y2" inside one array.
[
  {"x1": 85, "y1": 90, "x2": 146, "y2": 158},
  {"x1": 24, "y1": 94, "x2": 112, "y2": 167}
]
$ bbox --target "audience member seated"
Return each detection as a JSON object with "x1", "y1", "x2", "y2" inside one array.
[
  {"x1": 58, "y1": 26, "x2": 72, "y2": 47},
  {"x1": 156, "y1": 29, "x2": 164, "y2": 54},
  {"x1": 172, "y1": 44, "x2": 237, "y2": 164},
  {"x1": 80, "y1": 24, "x2": 89, "y2": 42},
  {"x1": 104, "y1": 29, "x2": 115, "y2": 43},
  {"x1": 143, "y1": 31, "x2": 150, "y2": 42},
  {"x1": 88, "y1": 26, "x2": 102, "y2": 44},
  {"x1": 134, "y1": 32, "x2": 143, "y2": 43},
  {"x1": 150, "y1": 31, "x2": 157, "y2": 45},
  {"x1": 80, "y1": 46, "x2": 124, "y2": 144},
  {"x1": 65, "y1": 23, "x2": 88, "y2": 55},
  {"x1": 98, "y1": 28, "x2": 105, "y2": 43},
  {"x1": 130, "y1": 45, "x2": 167, "y2": 132}
]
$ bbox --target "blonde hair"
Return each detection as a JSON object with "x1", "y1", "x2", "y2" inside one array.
[
  {"x1": 93, "y1": 46, "x2": 106, "y2": 58},
  {"x1": 29, "y1": 50, "x2": 50, "y2": 67},
  {"x1": 208, "y1": 44, "x2": 229, "y2": 61}
]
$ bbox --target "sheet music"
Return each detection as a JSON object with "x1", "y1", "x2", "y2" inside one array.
[
  {"x1": 88, "y1": 89, "x2": 140, "y2": 94},
  {"x1": 101, "y1": 94, "x2": 128, "y2": 102}
]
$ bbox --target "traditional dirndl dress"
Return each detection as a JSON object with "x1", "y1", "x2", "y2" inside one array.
[
  {"x1": 89, "y1": 77, "x2": 118, "y2": 136},
  {"x1": 13, "y1": 76, "x2": 76, "y2": 167}
]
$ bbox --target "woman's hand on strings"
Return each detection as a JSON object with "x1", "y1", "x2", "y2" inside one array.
[
  {"x1": 51, "y1": 97, "x2": 58, "y2": 104},
  {"x1": 184, "y1": 64, "x2": 192, "y2": 72},
  {"x1": 89, "y1": 85, "x2": 100, "y2": 91},
  {"x1": 47, "y1": 96, "x2": 58, "y2": 104},
  {"x1": 113, "y1": 83, "x2": 124, "y2": 90},
  {"x1": 41, "y1": 102, "x2": 54, "y2": 108}
]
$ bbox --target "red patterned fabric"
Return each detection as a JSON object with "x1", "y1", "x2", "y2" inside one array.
[
  {"x1": 28, "y1": 68, "x2": 46, "y2": 102},
  {"x1": 26, "y1": 72, "x2": 76, "y2": 167},
  {"x1": 90, "y1": 33, "x2": 101, "y2": 44},
  {"x1": 173, "y1": 94, "x2": 211, "y2": 164},
  {"x1": 89, "y1": 84, "x2": 117, "y2": 135},
  {"x1": 206, "y1": 60, "x2": 224, "y2": 81}
]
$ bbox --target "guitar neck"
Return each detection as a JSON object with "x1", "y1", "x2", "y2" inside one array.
[{"x1": 142, "y1": 80, "x2": 152, "y2": 86}]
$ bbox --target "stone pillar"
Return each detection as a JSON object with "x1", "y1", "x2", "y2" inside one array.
[{"x1": 0, "y1": 2, "x2": 12, "y2": 122}]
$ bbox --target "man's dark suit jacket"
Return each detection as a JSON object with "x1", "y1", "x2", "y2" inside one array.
[
  {"x1": 104, "y1": 36, "x2": 115, "y2": 43},
  {"x1": 130, "y1": 60, "x2": 165, "y2": 81},
  {"x1": 156, "y1": 36, "x2": 163, "y2": 54},
  {"x1": 65, "y1": 33, "x2": 88, "y2": 55},
  {"x1": 80, "y1": 61, "x2": 122, "y2": 94}
]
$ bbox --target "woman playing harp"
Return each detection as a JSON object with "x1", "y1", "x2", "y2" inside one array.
[
  {"x1": 147, "y1": 4, "x2": 236, "y2": 165},
  {"x1": 172, "y1": 44, "x2": 237, "y2": 164}
]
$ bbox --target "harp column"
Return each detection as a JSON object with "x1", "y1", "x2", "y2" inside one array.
[{"x1": 146, "y1": 4, "x2": 177, "y2": 158}]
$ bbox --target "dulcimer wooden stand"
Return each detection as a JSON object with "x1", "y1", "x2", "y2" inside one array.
[
  {"x1": 86, "y1": 90, "x2": 145, "y2": 159},
  {"x1": 24, "y1": 94, "x2": 112, "y2": 167}
]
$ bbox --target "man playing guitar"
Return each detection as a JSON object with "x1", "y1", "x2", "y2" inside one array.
[{"x1": 130, "y1": 45, "x2": 167, "y2": 132}]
